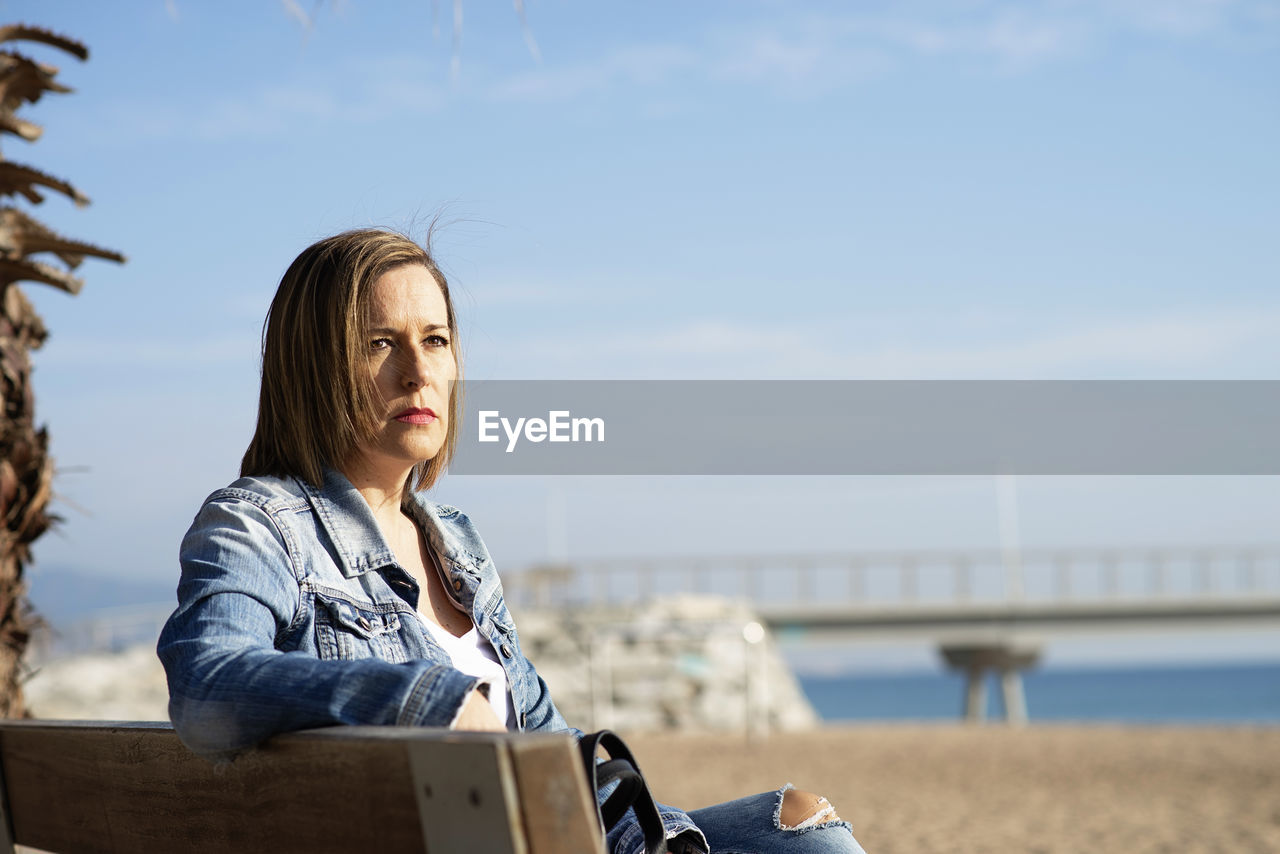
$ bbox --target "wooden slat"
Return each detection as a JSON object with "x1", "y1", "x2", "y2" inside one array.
[
  {"x1": 408, "y1": 737, "x2": 524, "y2": 854},
  {"x1": 508, "y1": 736, "x2": 605, "y2": 854},
  {"x1": 0, "y1": 736, "x2": 14, "y2": 854},
  {"x1": 0, "y1": 721, "x2": 590, "y2": 854}
]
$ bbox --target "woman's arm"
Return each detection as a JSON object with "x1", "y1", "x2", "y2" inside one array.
[
  {"x1": 157, "y1": 495, "x2": 486, "y2": 760},
  {"x1": 454, "y1": 688, "x2": 506, "y2": 731}
]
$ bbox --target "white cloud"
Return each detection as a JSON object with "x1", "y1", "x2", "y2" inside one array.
[
  {"x1": 840, "y1": 310, "x2": 1280, "y2": 379},
  {"x1": 461, "y1": 280, "x2": 635, "y2": 308},
  {"x1": 88, "y1": 55, "x2": 445, "y2": 144},
  {"x1": 481, "y1": 0, "x2": 1274, "y2": 105},
  {"x1": 713, "y1": 10, "x2": 1082, "y2": 83},
  {"x1": 469, "y1": 308, "x2": 1280, "y2": 380},
  {"x1": 486, "y1": 43, "x2": 698, "y2": 102},
  {"x1": 190, "y1": 88, "x2": 339, "y2": 141},
  {"x1": 34, "y1": 335, "x2": 260, "y2": 368},
  {"x1": 713, "y1": 31, "x2": 829, "y2": 83},
  {"x1": 1105, "y1": 0, "x2": 1240, "y2": 37},
  {"x1": 88, "y1": 1, "x2": 1276, "y2": 136},
  {"x1": 967, "y1": 11, "x2": 1081, "y2": 63}
]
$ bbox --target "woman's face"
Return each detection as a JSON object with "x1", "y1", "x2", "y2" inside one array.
[{"x1": 350, "y1": 263, "x2": 457, "y2": 480}]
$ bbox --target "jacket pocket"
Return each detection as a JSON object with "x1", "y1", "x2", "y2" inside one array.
[{"x1": 314, "y1": 595, "x2": 409, "y2": 664}]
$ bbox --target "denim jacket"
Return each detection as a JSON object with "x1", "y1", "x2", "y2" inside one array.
[{"x1": 157, "y1": 468, "x2": 705, "y2": 854}]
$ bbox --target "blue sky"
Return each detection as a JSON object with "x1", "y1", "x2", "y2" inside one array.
[{"x1": 7, "y1": 1, "x2": 1280, "y2": 666}]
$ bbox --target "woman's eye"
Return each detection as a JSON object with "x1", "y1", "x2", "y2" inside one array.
[
  {"x1": 426, "y1": 334, "x2": 450, "y2": 348},
  {"x1": 370, "y1": 338, "x2": 393, "y2": 351}
]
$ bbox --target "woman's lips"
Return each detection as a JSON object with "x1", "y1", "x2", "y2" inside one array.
[{"x1": 394, "y1": 407, "x2": 438, "y2": 425}]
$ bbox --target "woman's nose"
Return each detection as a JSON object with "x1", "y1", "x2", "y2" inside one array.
[{"x1": 400, "y1": 350, "x2": 430, "y2": 389}]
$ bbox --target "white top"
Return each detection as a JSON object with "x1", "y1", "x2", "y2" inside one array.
[{"x1": 417, "y1": 613, "x2": 516, "y2": 729}]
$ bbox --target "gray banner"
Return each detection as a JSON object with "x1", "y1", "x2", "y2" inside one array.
[{"x1": 448, "y1": 381, "x2": 1280, "y2": 475}]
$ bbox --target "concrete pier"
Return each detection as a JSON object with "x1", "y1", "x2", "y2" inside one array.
[{"x1": 940, "y1": 642, "x2": 1042, "y2": 725}]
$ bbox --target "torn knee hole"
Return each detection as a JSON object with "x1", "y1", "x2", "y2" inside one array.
[{"x1": 779, "y1": 789, "x2": 841, "y2": 829}]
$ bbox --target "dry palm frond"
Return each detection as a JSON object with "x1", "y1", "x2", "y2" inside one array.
[
  {"x1": 0, "y1": 25, "x2": 87, "y2": 60},
  {"x1": 0, "y1": 257, "x2": 84, "y2": 295},
  {"x1": 0, "y1": 162, "x2": 90, "y2": 207},
  {"x1": 0, "y1": 52, "x2": 71, "y2": 107},
  {"x1": 0, "y1": 208, "x2": 126, "y2": 270}
]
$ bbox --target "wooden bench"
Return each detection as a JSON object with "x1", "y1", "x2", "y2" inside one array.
[{"x1": 0, "y1": 720, "x2": 605, "y2": 854}]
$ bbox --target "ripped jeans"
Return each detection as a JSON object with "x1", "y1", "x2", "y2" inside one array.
[{"x1": 684, "y1": 784, "x2": 868, "y2": 854}]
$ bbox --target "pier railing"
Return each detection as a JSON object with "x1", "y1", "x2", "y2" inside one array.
[
  {"x1": 30, "y1": 545, "x2": 1280, "y2": 661},
  {"x1": 504, "y1": 545, "x2": 1280, "y2": 614}
]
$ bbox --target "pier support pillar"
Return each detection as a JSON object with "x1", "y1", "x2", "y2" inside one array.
[
  {"x1": 999, "y1": 667, "x2": 1028, "y2": 726},
  {"x1": 941, "y1": 642, "x2": 1041, "y2": 725},
  {"x1": 963, "y1": 666, "x2": 987, "y2": 721}
]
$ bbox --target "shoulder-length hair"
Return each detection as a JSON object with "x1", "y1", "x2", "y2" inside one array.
[{"x1": 241, "y1": 228, "x2": 462, "y2": 492}]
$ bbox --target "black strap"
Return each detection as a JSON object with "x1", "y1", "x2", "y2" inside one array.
[{"x1": 579, "y1": 730, "x2": 668, "y2": 854}]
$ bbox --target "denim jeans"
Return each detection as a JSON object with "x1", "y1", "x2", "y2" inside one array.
[{"x1": 687, "y1": 785, "x2": 867, "y2": 854}]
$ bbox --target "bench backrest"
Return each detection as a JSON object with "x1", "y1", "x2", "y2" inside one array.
[{"x1": 0, "y1": 720, "x2": 604, "y2": 854}]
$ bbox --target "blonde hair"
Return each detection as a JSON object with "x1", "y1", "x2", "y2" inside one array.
[{"x1": 241, "y1": 228, "x2": 462, "y2": 491}]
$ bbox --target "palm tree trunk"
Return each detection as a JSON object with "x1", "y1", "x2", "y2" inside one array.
[
  {"x1": 0, "y1": 25, "x2": 124, "y2": 717},
  {"x1": 0, "y1": 285, "x2": 52, "y2": 716}
]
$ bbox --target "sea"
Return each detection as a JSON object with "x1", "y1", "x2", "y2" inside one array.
[{"x1": 796, "y1": 662, "x2": 1280, "y2": 724}]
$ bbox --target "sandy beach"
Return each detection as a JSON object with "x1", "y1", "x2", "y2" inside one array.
[
  {"x1": 21, "y1": 650, "x2": 1280, "y2": 852},
  {"x1": 626, "y1": 725, "x2": 1280, "y2": 854}
]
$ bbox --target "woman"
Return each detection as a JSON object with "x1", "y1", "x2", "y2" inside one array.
[{"x1": 157, "y1": 228, "x2": 866, "y2": 854}]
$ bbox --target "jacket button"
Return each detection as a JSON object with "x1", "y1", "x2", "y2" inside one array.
[
  {"x1": 357, "y1": 616, "x2": 371, "y2": 631},
  {"x1": 452, "y1": 579, "x2": 462, "y2": 591},
  {"x1": 500, "y1": 643, "x2": 512, "y2": 658}
]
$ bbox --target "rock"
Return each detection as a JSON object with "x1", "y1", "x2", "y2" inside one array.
[
  {"x1": 511, "y1": 594, "x2": 818, "y2": 733},
  {"x1": 24, "y1": 643, "x2": 169, "y2": 721}
]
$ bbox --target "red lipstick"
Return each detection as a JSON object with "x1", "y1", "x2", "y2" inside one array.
[{"x1": 395, "y1": 407, "x2": 438, "y2": 425}]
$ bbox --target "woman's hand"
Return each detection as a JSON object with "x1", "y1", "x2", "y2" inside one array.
[{"x1": 453, "y1": 688, "x2": 506, "y2": 732}]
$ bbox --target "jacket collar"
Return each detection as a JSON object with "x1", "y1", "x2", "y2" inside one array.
[
  {"x1": 403, "y1": 490, "x2": 481, "y2": 581},
  {"x1": 297, "y1": 468, "x2": 400, "y2": 578},
  {"x1": 298, "y1": 467, "x2": 478, "y2": 583}
]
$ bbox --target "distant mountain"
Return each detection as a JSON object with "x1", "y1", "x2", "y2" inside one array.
[{"x1": 25, "y1": 566, "x2": 174, "y2": 626}]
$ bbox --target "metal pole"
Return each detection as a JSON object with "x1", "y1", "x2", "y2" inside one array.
[
  {"x1": 1148, "y1": 552, "x2": 1165, "y2": 597},
  {"x1": 743, "y1": 621, "x2": 766, "y2": 740},
  {"x1": 851, "y1": 560, "x2": 866, "y2": 601},
  {"x1": 997, "y1": 474, "x2": 1024, "y2": 601},
  {"x1": 798, "y1": 560, "x2": 813, "y2": 603},
  {"x1": 901, "y1": 558, "x2": 918, "y2": 601},
  {"x1": 956, "y1": 558, "x2": 972, "y2": 601},
  {"x1": 1241, "y1": 552, "x2": 1258, "y2": 593},
  {"x1": 1054, "y1": 556, "x2": 1071, "y2": 599},
  {"x1": 1197, "y1": 554, "x2": 1214, "y2": 595},
  {"x1": 1102, "y1": 555, "x2": 1119, "y2": 596}
]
